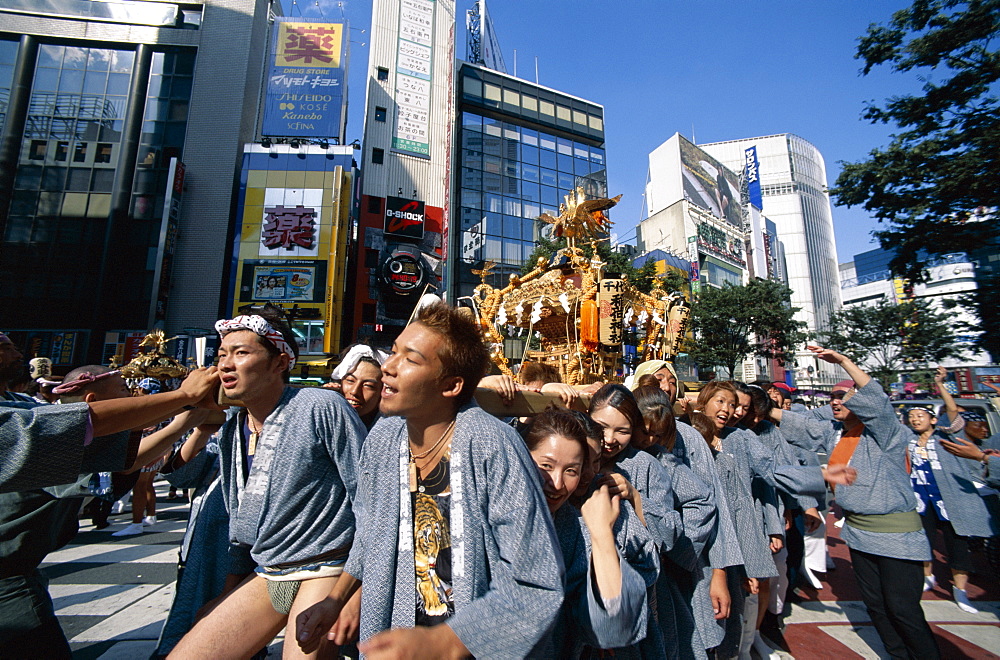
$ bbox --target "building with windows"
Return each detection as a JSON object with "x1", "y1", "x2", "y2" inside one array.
[
  {"x1": 348, "y1": 0, "x2": 608, "y2": 347},
  {"x1": 0, "y1": 0, "x2": 276, "y2": 365},
  {"x1": 699, "y1": 134, "x2": 842, "y2": 387},
  {"x1": 349, "y1": 0, "x2": 455, "y2": 346},
  {"x1": 638, "y1": 133, "x2": 750, "y2": 292},
  {"x1": 450, "y1": 62, "x2": 607, "y2": 300},
  {"x1": 840, "y1": 246, "x2": 994, "y2": 387},
  {"x1": 226, "y1": 143, "x2": 356, "y2": 378},
  {"x1": 637, "y1": 133, "x2": 792, "y2": 382}
]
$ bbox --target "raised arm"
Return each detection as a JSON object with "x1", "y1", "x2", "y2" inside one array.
[
  {"x1": 933, "y1": 366, "x2": 961, "y2": 426},
  {"x1": 89, "y1": 367, "x2": 220, "y2": 436},
  {"x1": 807, "y1": 345, "x2": 870, "y2": 389}
]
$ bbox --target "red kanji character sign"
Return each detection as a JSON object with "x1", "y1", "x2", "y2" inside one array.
[
  {"x1": 276, "y1": 23, "x2": 342, "y2": 67},
  {"x1": 262, "y1": 205, "x2": 316, "y2": 250}
]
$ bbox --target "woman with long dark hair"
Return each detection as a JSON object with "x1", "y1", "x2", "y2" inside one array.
[
  {"x1": 589, "y1": 384, "x2": 682, "y2": 659},
  {"x1": 524, "y1": 409, "x2": 656, "y2": 656}
]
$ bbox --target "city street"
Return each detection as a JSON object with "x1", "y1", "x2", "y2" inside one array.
[
  {"x1": 47, "y1": 481, "x2": 1000, "y2": 659},
  {"x1": 48, "y1": 481, "x2": 285, "y2": 659}
]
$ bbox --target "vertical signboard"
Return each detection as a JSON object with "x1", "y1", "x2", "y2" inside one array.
[
  {"x1": 262, "y1": 21, "x2": 347, "y2": 140},
  {"x1": 598, "y1": 278, "x2": 625, "y2": 346},
  {"x1": 744, "y1": 146, "x2": 762, "y2": 210},
  {"x1": 393, "y1": 0, "x2": 434, "y2": 157},
  {"x1": 150, "y1": 157, "x2": 184, "y2": 327}
]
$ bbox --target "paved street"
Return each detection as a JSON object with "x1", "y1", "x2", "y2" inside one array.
[
  {"x1": 47, "y1": 481, "x2": 286, "y2": 659},
  {"x1": 780, "y1": 513, "x2": 1000, "y2": 659},
  {"x1": 48, "y1": 483, "x2": 1000, "y2": 659}
]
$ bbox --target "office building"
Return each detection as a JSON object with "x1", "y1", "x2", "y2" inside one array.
[
  {"x1": 637, "y1": 133, "x2": 790, "y2": 382},
  {"x1": 349, "y1": 0, "x2": 455, "y2": 346},
  {"x1": 0, "y1": 0, "x2": 276, "y2": 364},
  {"x1": 700, "y1": 134, "x2": 842, "y2": 387},
  {"x1": 451, "y1": 61, "x2": 607, "y2": 299}
]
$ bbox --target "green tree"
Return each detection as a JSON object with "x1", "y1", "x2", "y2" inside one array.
[
  {"x1": 831, "y1": 0, "x2": 1000, "y2": 358},
  {"x1": 817, "y1": 297, "x2": 968, "y2": 387},
  {"x1": 686, "y1": 280, "x2": 807, "y2": 380}
]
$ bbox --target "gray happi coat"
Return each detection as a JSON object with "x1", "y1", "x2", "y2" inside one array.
[
  {"x1": 911, "y1": 431, "x2": 1000, "y2": 538},
  {"x1": 345, "y1": 402, "x2": 564, "y2": 658},
  {"x1": 647, "y1": 445, "x2": 717, "y2": 660},
  {"x1": 218, "y1": 387, "x2": 366, "y2": 573},
  {"x1": 1, "y1": 401, "x2": 132, "y2": 493},
  {"x1": 550, "y1": 500, "x2": 657, "y2": 657},
  {"x1": 779, "y1": 380, "x2": 931, "y2": 561},
  {"x1": 671, "y1": 422, "x2": 744, "y2": 652}
]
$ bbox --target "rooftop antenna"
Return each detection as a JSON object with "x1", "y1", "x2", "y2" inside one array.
[
  {"x1": 513, "y1": 49, "x2": 517, "y2": 79},
  {"x1": 534, "y1": 56, "x2": 539, "y2": 84},
  {"x1": 691, "y1": 124, "x2": 696, "y2": 144}
]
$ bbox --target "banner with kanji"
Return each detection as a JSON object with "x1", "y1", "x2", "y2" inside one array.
[{"x1": 262, "y1": 20, "x2": 347, "y2": 140}]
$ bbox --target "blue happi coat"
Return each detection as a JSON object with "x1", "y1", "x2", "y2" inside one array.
[{"x1": 346, "y1": 402, "x2": 564, "y2": 658}]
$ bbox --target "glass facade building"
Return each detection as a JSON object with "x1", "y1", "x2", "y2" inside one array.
[
  {"x1": 453, "y1": 62, "x2": 607, "y2": 298},
  {"x1": 1, "y1": 0, "x2": 276, "y2": 364},
  {"x1": 4, "y1": 44, "x2": 193, "y2": 318},
  {"x1": 1, "y1": 38, "x2": 194, "y2": 362}
]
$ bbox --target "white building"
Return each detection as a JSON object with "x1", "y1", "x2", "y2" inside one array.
[
  {"x1": 700, "y1": 134, "x2": 842, "y2": 387},
  {"x1": 840, "y1": 251, "x2": 991, "y2": 369},
  {"x1": 638, "y1": 133, "x2": 793, "y2": 383}
]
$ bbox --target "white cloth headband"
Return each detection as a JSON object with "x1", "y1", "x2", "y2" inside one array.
[
  {"x1": 53, "y1": 370, "x2": 121, "y2": 395},
  {"x1": 332, "y1": 344, "x2": 389, "y2": 380},
  {"x1": 215, "y1": 315, "x2": 297, "y2": 370}
]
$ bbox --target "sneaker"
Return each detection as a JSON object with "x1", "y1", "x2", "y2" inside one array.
[
  {"x1": 112, "y1": 522, "x2": 144, "y2": 537},
  {"x1": 142, "y1": 515, "x2": 157, "y2": 526},
  {"x1": 923, "y1": 575, "x2": 937, "y2": 592},
  {"x1": 953, "y1": 587, "x2": 979, "y2": 614},
  {"x1": 111, "y1": 500, "x2": 126, "y2": 515}
]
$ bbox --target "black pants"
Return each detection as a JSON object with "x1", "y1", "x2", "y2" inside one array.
[
  {"x1": 0, "y1": 572, "x2": 71, "y2": 660},
  {"x1": 849, "y1": 548, "x2": 940, "y2": 660},
  {"x1": 920, "y1": 506, "x2": 973, "y2": 572}
]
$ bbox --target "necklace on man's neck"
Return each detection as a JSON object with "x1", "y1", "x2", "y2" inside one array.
[
  {"x1": 409, "y1": 418, "x2": 456, "y2": 492},
  {"x1": 247, "y1": 414, "x2": 262, "y2": 456}
]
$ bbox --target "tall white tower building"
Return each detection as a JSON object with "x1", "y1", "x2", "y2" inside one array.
[{"x1": 700, "y1": 134, "x2": 842, "y2": 387}]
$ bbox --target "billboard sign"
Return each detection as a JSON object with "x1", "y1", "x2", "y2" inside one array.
[
  {"x1": 744, "y1": 146, "x2": 762, "y2": 210},
  {"x1": 478, "y1": 0, "x2": 506, "y2": 73},
  {"x1": 384, "y1": 196, "x2": 426, "y2": 239},
  {"x1": 262, "y1": 21, "x2": 347, "y2": 139},
  {"x1": 239, "y1": 260, "x2": 327, "y2": 303},
  {"x1": 679, "y1": 137, "x2": 743, "y2": 228},
  {"x1": 392, "y1": 0, "x2": 434, "y2": 157}
]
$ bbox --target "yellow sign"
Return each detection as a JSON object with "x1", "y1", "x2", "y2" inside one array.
[{"x1": 275, "y1": 22, "x2": 343, "y2": 68}]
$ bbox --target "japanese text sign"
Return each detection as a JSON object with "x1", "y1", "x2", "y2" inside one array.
[{"x1": 598, "y1": 278, "x2": 625, "y2": 347}]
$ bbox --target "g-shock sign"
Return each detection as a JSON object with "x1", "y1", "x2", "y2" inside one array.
[{"x1": 384, "y1": 196, "x2": 425, "y2": 239}]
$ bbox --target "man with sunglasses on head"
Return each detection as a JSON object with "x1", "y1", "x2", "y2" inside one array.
[{"x1": 774, "y1": 345, "x2": 939, "y2": 660}]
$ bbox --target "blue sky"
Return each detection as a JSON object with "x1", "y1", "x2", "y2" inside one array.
[{"x1": 292, "y1": 0, "x2": 920, "y2": 264}]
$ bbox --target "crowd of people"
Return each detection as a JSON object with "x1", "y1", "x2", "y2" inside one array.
[{"x1": 1, "y1": 302, "x2": 998, "y2": 660}]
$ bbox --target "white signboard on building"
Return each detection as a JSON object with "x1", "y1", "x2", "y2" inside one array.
[{"x1": 393, "y1": 0, "x2": 434, "y2": 157}]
